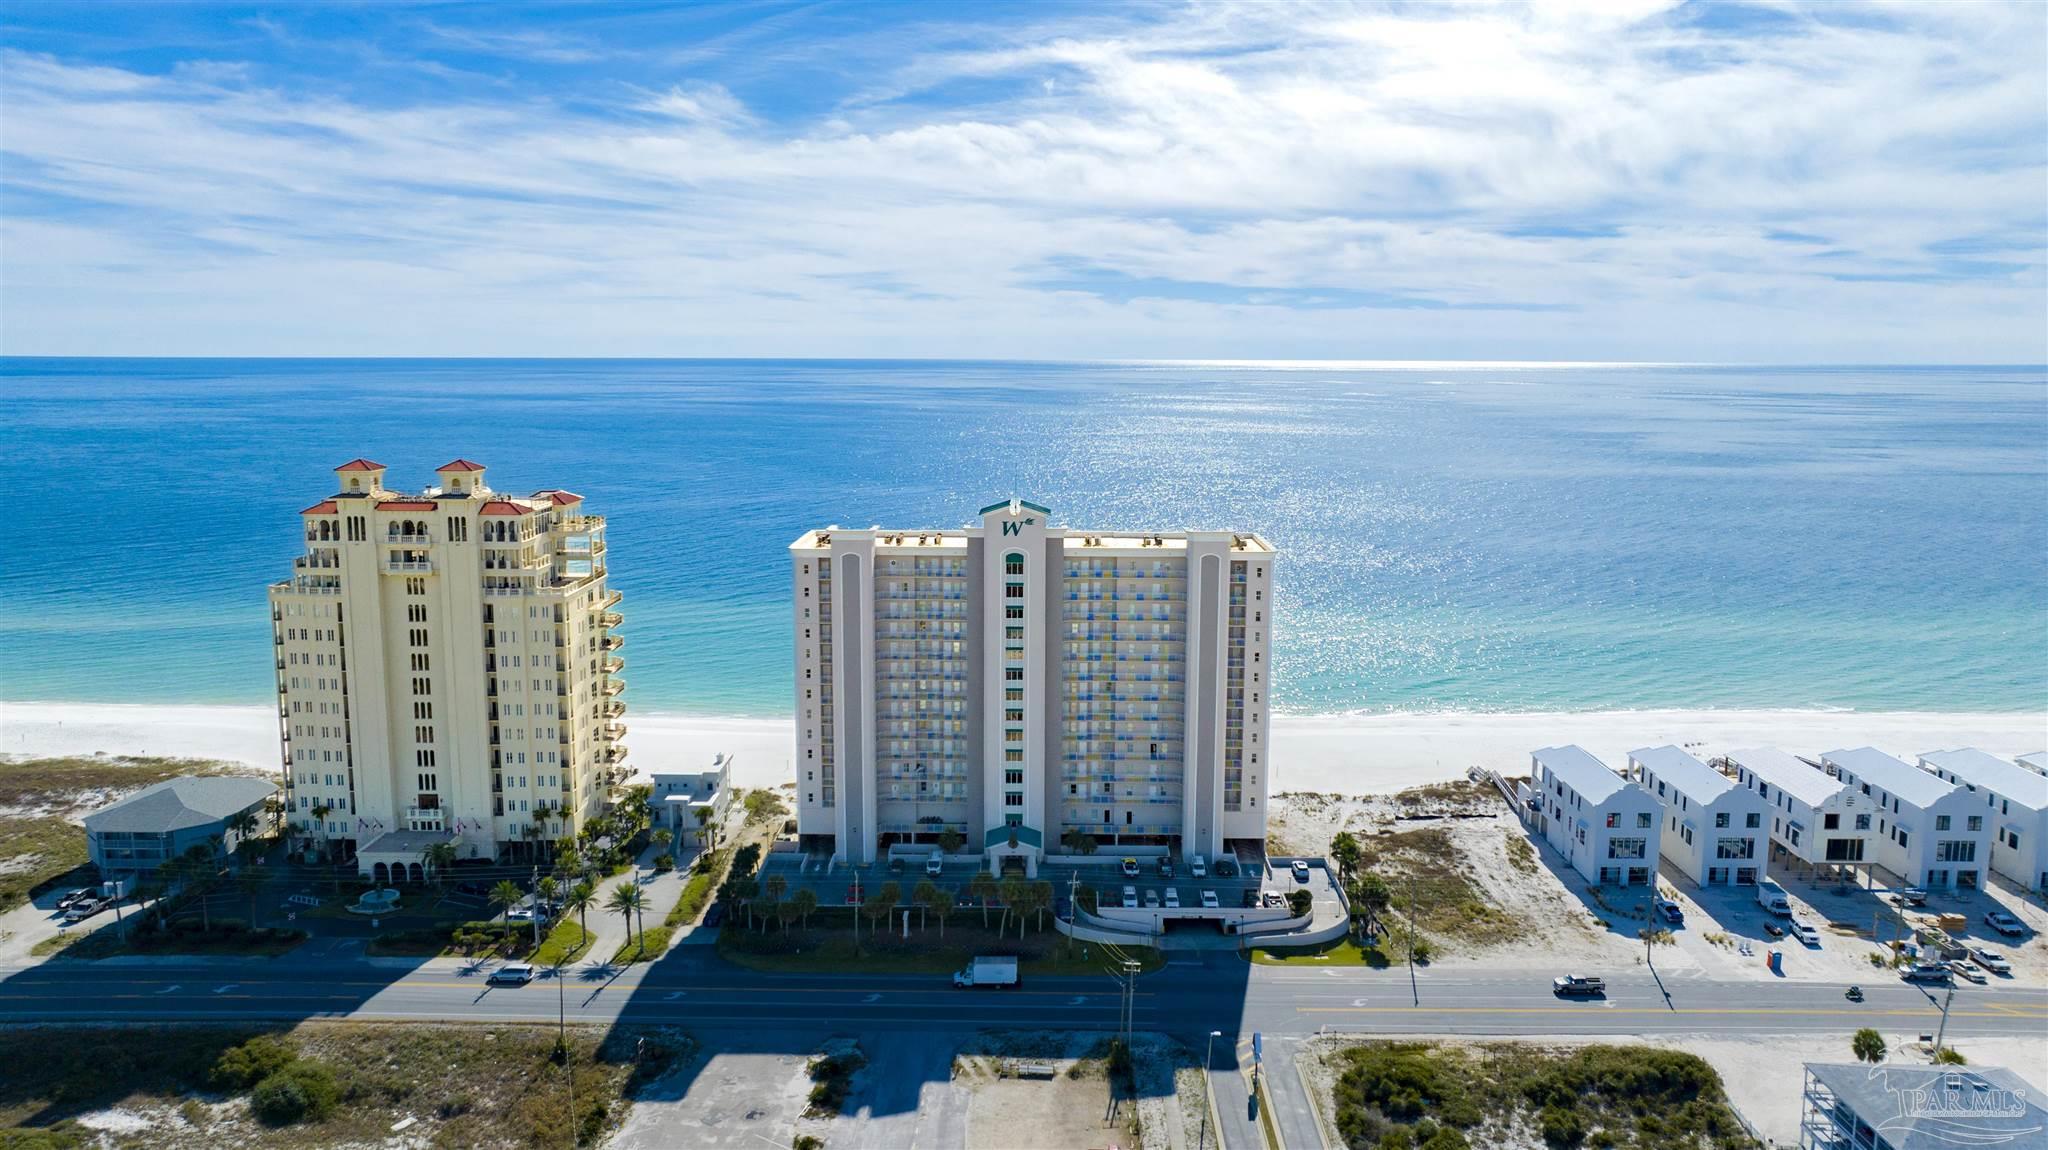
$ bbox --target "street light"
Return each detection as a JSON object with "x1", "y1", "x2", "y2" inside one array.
[{"x1": 1200, "y1": 1029, "x2": 1222, "y2": 1150}]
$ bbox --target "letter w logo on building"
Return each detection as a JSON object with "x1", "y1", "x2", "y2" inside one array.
[{"x1": 1000, "y1": 518, "x2": 1035, "y2": 536}]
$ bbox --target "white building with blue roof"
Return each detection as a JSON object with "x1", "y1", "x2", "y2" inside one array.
[
  {"x1": 1628, "y1": 745, "x2": 1768, "y2": 887},
  {"x1": 1529, "y1": 745, "x2": 1662, "y2": 887}
]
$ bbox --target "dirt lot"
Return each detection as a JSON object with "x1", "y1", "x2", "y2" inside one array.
[{"x1": 1270, "y1": 784, "x2": 1646, "y2": 968}]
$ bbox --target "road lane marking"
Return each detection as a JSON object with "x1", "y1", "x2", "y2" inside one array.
[
  {"x1": 1295, "y1": 1005, "x2": 2022, "y2": 1019},
  {"x1": 154, "y1": 985, "x2": 181, "y2": 995},
  {"x1": 213, "y1": 985, "x2": 239, "y2": 994},
  {"x1": 863, "y1": 993, "x2": 882, "y2": 1003},
  {"x1": 664, "y1": 991, "x2": 685, "y2": 1001}
]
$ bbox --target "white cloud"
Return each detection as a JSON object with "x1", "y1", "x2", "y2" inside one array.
[{"x1": 1, "y1": 1, "x2": 2042, "y2": 359}]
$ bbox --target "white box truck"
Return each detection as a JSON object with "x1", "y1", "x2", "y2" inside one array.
[
  {"x1": 1756, "y1": 881, "x2": 1792, "y2": 916},
  {"x1": 953, "y1": 955, "x2": 1019, "y2": 989}
]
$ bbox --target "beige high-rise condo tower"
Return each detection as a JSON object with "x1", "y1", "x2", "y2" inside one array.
[
  {"x1": 270, "y1": 459, "x2": 628, "y2": 882},
  {"x1": 790, "y1": 498, "x2": 1275, "y2": 873}
]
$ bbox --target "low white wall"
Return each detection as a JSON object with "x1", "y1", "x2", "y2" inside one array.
[
  {"x1": 1246, "y1": 915, "x2": 1351, "y2": 948},
  {"x1": 1056, "y1": 913, "x2": 1159, "y2": 947}
]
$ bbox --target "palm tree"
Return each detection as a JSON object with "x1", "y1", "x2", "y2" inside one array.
[
  {"x1": 1349, "y1": 872, "x2": 1392, "y2": 938},
  {"x1": 181, "y1": 843, "x2": 219, "y2": 932},
  {"x1": 764, "y1": 873, "x2": 788, "y2": 915},
  {"x1": 1852, "y1": 1028, "x2": 1886, "y2": 1064},
  {"x1": 775, "y1": 896, "x2": 799, "y2": 933},
  {"x1": 309, "y1": 805, "x2": 333, "y2": 859},
  {"x1": 607, "y1": 882, "x2": 647, "y2": 954},
  {"x1": 730, "y1": 877, "x2": 760, "y2": 931},
  {"x1": 653, "y1": 828, "x2": 674, "y2": 860},
  {"x1": 423, "y1": 841, "x2": 458, "y2": 889},
  {"x1": 490, "y1": 880, "x2": 525, "y2": 928},
  {"x1": 694, "y1": 805, "x2": 717, "y2": 854},
  {"x1": 920, "y1": 883, "x2": 954, "y2": 938},
  {"x1": 1030, "y1": 880, "x2": 1055, "y2": 932},
  {"x1": 1330, "y1": 831, "x2": 1362, "y2": 884},
  {"x1": 910, "y1": 880, "x2": 939, "y2": 931},
  {"x1": 938, "y1": 828, "x2": 964, "y2": 856},
  {"x1": 566, "y1": 879, "x2": 597, "y2": 940},
  {"x1": 226, "y1": 809, "x2": 262, "y2": 867},
  {"x1": 238, "y1": 868, "x2": 266, "y2": 929},
  {"x1": 997, "y1": 878, "x2": 1025, "y2": 938},
  {"x1": 537, "y1": 875, "x2": 560, "y2": 916},
  {"x1": 789, "y1": 888, "x2": 818, "y2": 931},
  {"x1": 969, "y1": 871, "x2": 997, "y2": 929}
]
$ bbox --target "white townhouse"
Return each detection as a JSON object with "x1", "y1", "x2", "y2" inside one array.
[
  {"x1": 1529, "y1": 745, "x2": 1662, "y2": 887},
  {"x1": 1821, "y1": 747, "x2": 1992, "y2": 892},
  {"x1": 1919, "y1": 748, "x2": 2046, "y2": 894},
  {"x1": 1726, "y1": 747, "x2": 1876, "y2": 876},
  {"x1": 1628, "y1": 745, "x2": 1768, "y2": 888}
]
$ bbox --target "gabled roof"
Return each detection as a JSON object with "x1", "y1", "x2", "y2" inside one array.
[
  {"x1": 1822, "y1": 747, "x2": 1955, "y2": 809},
  {"x1": 534, "y1": 490, "x2": 582, "y2": 506},
  {"x1": 1531, "y1": 745, "x2": 1630, "y2": 804},
  {"x1": 335, "y1": 458, "x2": 385, "y2": 472},
  {"x1": 1920, "y1": 749, "x2": 2048, "y2": 812},
  {"x1": 980, "y1": 498, "x2": 1052, "y2": 517},
  {"x1": 300, "y1": 500, "x2": 338, "y2": 516},
  {"x1": 436, "y1": 459, "x2": 486, "y2": 472},
  {"x1": 83, "y1": 776, "x2": 277, "y2": 835},
  {"x1": 377, "y1": 500, "x2": 435, "y2": 511},
  {"x1": 480, "y1": 500, "x2": 529, "y2": 516},
  {"x1": 1727, "y1": 747, "x2": 1843, "y2": 807},
  {"x1": 1628, "y1": 745, "x2": 1737, "y2": 801}
]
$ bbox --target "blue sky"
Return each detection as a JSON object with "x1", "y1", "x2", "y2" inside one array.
[{"x1": 3, "y1": 1, "x2": 2043, "y2": 360}]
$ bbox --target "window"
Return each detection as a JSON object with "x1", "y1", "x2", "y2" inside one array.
[
  {"x1": 1715, "y1": 812, "x2": 1730, "y2": 828},
  {"x1": 1004, "y1": 793, "x2": 1023, "y2": 807},
  {"x1": 1605, "y1": 812, "x2": 1618, "y2": 828},
  {"x1": 1824, "y1": 813, "x2": 1840, "y2": 830},
  {"x1": 1967, "y1": 815, "x2": 1982, "y2": 831},
  {"x1": 1746, "y1": 812, "x2": 1760, "y2": 828},
  {"x1": 1934, "y1": 815, "x2": 1950, "y2": 831},
  {"x1": 1005, "y1": 585, "x2": 1023, "y2": 599},
  {"x1": 1005, "y1": 769, "x2": 1023, "y2": 785},
  {"x1": 1005, "y1": 708, "x2": 1023, "y2": 722},
  {"x1": 1005, "y1": 668, "x2": 1023, "y2": 681},
  {"x1": 1855, "y1": 813, "x2": 1871, "y2": 830},
  {"x1": 1005, "y1": 555, "x2": 1025, "y2": 576},
  {"x1": 1005, "y1": 606, "x2": 1023, "y2": 620},
  {"x1": 1005, "y1": 688, "x2": 1023, "y2": 701},
  {"x1": 1637, "y1": 812, "x2": 1652, "y2": 829},
  {"x1": 1005, "y1": 749, "x2": 1023, "y2": 762}
]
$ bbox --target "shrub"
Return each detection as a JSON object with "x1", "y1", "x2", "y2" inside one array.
[
  {"x1": 653, "y1": 854, "x2": 675, "y2": 873},
  {"x1": 1538, "y1": 1104, "x2": 1585, "y2": 1147},
  {"x1": 794, "y1": 1136, "x2": 824, "y2": 1150},
  {"x1": 210, "y1": 1035, "x2": 296, "y2": 1090},
  {"x1": 1288, "y1": 890, "x2": 1314, "y2": 918},
  {"x1": 251, "y1": 1062, "x2": 338, "y2": 1125}
]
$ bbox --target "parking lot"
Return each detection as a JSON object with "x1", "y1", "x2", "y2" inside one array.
[{"x1": 752, "y1": 849, "x2": 1295, "y2": 922}]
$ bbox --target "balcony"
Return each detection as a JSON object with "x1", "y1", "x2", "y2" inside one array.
[
  {"x1": 603, "y1": 634, "x2": 624, "y2": 652},
  {"x1": 602, "y1": 678, "x2": 625, "y2": 697},
  {"x1": 600, "y1": 611, "x2": 622, "y2": 628},
  {"x1": 604, "y1": 699, "x2": 626, "y2": 719},
  {"x1": 603, "y1": 656, "x2": 624, "y2": 675},
  {"x1": 603, "y1": 722, "x2": 627, "y2": 742},
  {"x1": 602, "y1": 589, "x2": 622, "y2": 609}
]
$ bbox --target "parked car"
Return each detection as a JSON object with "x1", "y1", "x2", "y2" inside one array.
[
  {"x1": 1291, "y1": 860, "x2": 1311, "y2": 883},
  {"x1": 506, "y1": 907, "x2": 537, "y2": 923},
  {"x1": 1553, "y1": 974, "x2": 1605, "y2": 997},
  {"x1": 1792, "y1": 922, "x2": 1822, "y2": 947},
  {"x1": 1983, "y1": 911, "x2": 2025, "y2": 938},
  {"x1": 56, "y1": 888, "x2": 95, "y2": 910},
  {"x1": 1213, "y1": 857, "x2": 1237, "y2": 878},
  {"x1": 1242, "y1": 889, "x2": 1262, "y2": 908},
  {"x1": 1970, "y1": 948, "x2": 2012, "y2": 975},
  {"x1": 1120, "y1": 858, "x2": 1140, "y2": 878},
  {"x1": 1143, "y1": 890, "x2": 1161, "y2": 909},
  {"x1": 1200, "y1": 889, "x2": 1220, "y2": 909},
  {"x1": 1656, "y1": 898, "x2": 1684, "y2": 925},
  {"x1": 1901, "y1": 962, "x2": 1953, "y2": 983},
  {"x1": 61, "y1": 899, "x2": 102, "y2": 923},
  {"x1": 1164, "y1": 888, "x2": 1181, "y2": 909},
  {"x1": 925, "y1": 850, "x2": 944, "y2": 877},
  {"x1": 1190, "y1": 854, "x2": 1208, "y2": 878},
  {"x1": 1157, "y1": 857, "x2": 1175, "y2": 879},
  {"x1": 1762, "y1": 922, "x2": 1785, "y2": 938},
  {"x1": 1262, "y1": 891, "x2": 1285, "y2": 908},
  {"x1": 487, "y1": 963, "x2": 536, "y2": 986},
  {"x1": 1893, "y1": 887, "x2": 1928, "y2": 906},
  {"x1": 1122, "y1": 885, "x2": 1137, "y2": 907},
  {"x1": 1947, "y1": 960, "x2": 1987, "y2": 984}
]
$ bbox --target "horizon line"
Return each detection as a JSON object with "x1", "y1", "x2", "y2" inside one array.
[{"x1": 4, "y1": 355, "x2": 2046, "y2": 369}]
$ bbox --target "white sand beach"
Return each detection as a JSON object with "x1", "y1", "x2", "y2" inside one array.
[{"x1": 2, "y1": 700, "x2": 2039, "y2": 796}]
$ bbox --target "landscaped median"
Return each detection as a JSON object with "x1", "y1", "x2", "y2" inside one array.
[
  {"x1": 1249, "y1": 936, "x2": 1394, "y2": 967},
  {"x1": 715, "y1": 911, "x2": 1164, "y2": 977}
]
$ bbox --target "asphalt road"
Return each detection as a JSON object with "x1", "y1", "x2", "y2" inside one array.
[{"x1": 3, "y1": 948, "x2": 2042, "y2": 1149}]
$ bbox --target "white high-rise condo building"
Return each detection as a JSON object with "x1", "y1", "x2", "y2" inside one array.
[
  {"x1": 270, "y1": 459, "x2": 628, "y2": 882},
  {"x1": 790, "y1": 498, "x2": 1276, "y2": 872}
]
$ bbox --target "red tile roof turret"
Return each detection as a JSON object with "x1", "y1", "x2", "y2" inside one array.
[{"x1": 335, "y1": 458, "x2": 385, "y2": 472}]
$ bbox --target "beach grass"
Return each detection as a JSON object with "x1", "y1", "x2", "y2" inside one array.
[{"x1": 0, "y1": 815, "x2": 89, "y2": 913}]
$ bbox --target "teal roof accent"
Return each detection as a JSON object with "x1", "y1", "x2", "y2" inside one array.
[
  {"x1": 984, "y1": 824, "x2": 1043, "y2": 849},
  {"x1": 978, "y1": 499, "x2": 1052, "y2": 517}
]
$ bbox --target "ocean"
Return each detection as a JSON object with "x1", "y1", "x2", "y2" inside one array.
[{"x1": 0, "y1": 359, "x2": 2041, "y2": 717}]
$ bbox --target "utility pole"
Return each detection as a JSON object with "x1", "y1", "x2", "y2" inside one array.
[
  {"x1": 1934, "y1": 986, "x2": 1955, "y2": 1056},
  {"x1": 1200, "y1": 1029, "x2": 1222, "y2": 1150},
  {"x1": 1406, "y1": 869, "x2": 1420, "y2": 1006},
  {"x1": 531, "y1": 866, "x2": 542, "y2": 950}
]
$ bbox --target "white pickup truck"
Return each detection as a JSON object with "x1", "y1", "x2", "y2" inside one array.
[{"x1": 953, "y1": 955, "x2": 1019, "y2": 989}]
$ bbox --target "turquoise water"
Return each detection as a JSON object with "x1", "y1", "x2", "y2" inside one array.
[{"x1": 0, "y1": 359, "x2": 2041, "y2": 716}]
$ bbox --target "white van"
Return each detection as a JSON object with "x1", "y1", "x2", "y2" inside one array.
[
  {"x1": 1190, "y1": 854, "x2": 1207, "y2": 878},
  {"x1": 926, "y1": 850, "x2": 944, "y2": 877}
]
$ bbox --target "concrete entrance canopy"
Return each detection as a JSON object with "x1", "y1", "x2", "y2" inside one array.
[
  {"x1": 984, "y1": 824, "x2": 1041, "y2": 876},
  {"x1": 358, "y1": 829, "x2": 459, "y2": 884}
]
